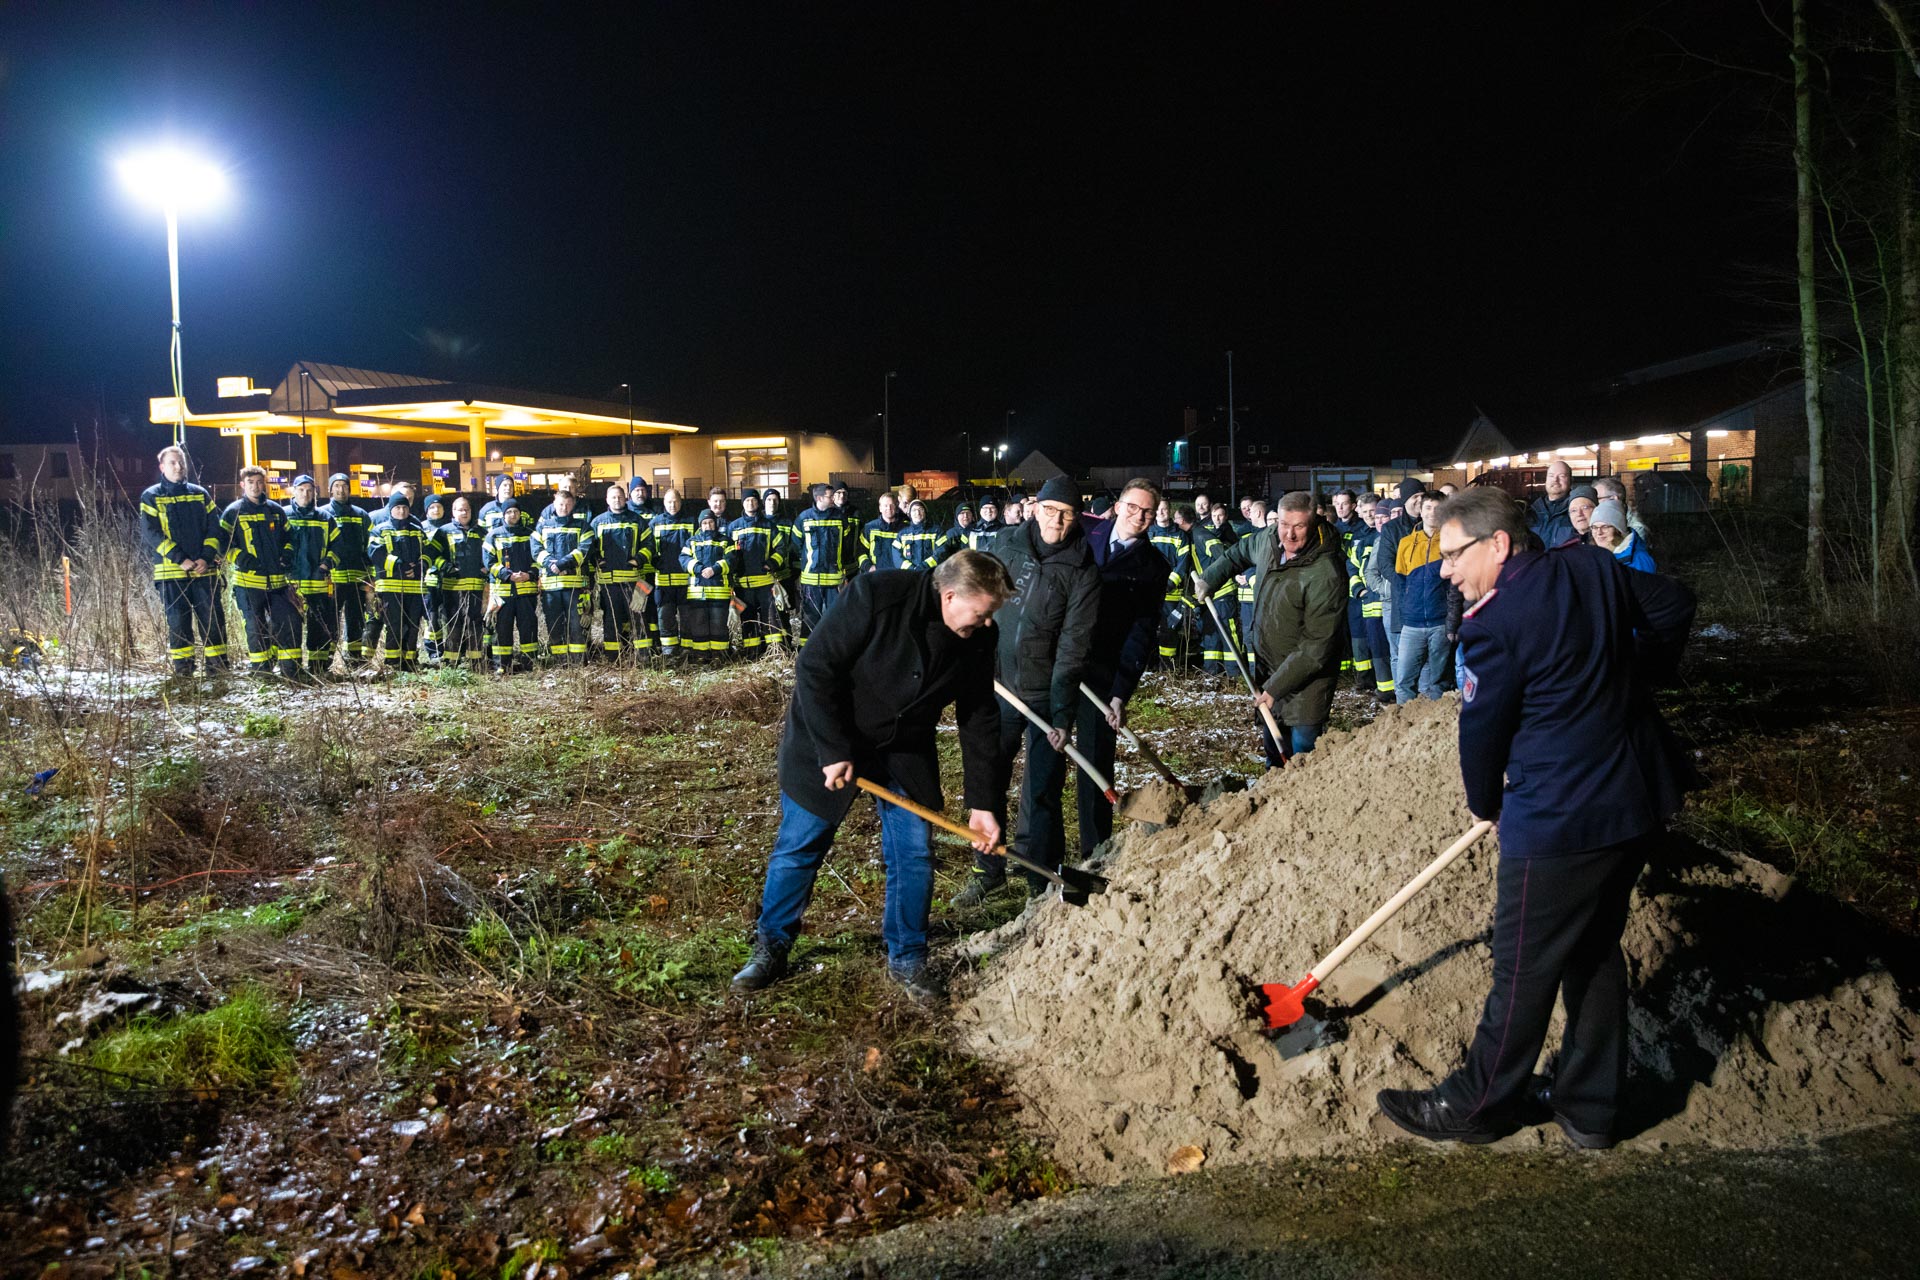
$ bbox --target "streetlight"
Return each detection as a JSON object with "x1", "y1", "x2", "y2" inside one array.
[
  {"x1": 883, "y1": 371, "x2": 898, "y2": 481},
  {"x1": 619, "y1": 382, "x2": 633, "y2": 483},
  {"x1": 981, "y1": 441, "x2": 1008, "y2": 482},
  {"x1": 115, "y1": 144, "x2": 229, "y2": 446}
]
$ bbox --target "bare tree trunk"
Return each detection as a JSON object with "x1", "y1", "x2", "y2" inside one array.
[
  {"x1": 1794, "y1": 0, "x2": 1828, "y2": 598},
  {"x1": 1890, "y1": 52, "x2": 1920, "y2": 588}
]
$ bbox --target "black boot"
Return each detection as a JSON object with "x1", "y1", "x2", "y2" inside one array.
[
  {"x1": 950, "y1": 868, "x2": 1007, "y2": 910},
  {"x1": 1376, "y1": 1088, "x2": 1510, "y2": 1145},
  {"x1": 730, "y1": 938, "x2": 790, "y2": 993}
]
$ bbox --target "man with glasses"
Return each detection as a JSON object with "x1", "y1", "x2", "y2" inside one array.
[
  {"x1": 1376, "y1": 487, "x2": 1696, "y2": 1150},
  {"x1": 1070, "y1": 479, "x2": 1170, "y2": 857}
]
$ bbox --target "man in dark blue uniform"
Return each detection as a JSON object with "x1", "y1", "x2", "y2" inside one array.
[{"x1": 1376, "y1": 487, "x2": 1697, "y2": 1150}]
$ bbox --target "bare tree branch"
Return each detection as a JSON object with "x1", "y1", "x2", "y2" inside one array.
[{"x1": 1873, "y1": 0, "x2": 1920, "y2": 79}]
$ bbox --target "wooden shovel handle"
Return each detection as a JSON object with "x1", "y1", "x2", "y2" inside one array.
[
  {"x1": 1309, "y1": 820, "x2": 1495, "y2": 984},
  {"x1": 993, "y1": 681, "x2": 1118, "y2": 801},
  {"x1": 851, "y1": 777, "x2": 1063, "y2": 888},
  {"x1": 1200, "y1": 595, "x2": 1287, "y2": 746}
]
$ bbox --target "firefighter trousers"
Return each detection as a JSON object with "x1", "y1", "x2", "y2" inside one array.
[
  {"x1": 798, "y1": 582, "x2": 840, "y2": 644},
  {"x1": 378, "y1": 592, "x2": 425, "y2": 670},
  {"x1": 298, "y1": 590, "x2": 337, "y2": 670},
  {"x1": 492, "y1": 593, "x2": 538, "y2": 669},
  {"x1": 596, "y1": 582, "x2": 644, "y2": 656},
  {"x1": 438, "y1": 589, "x2": 484, "y2": 664},
  {"x1": 155, "y1": 576, "x2": 228, "y2": 674},
  {"x1": 735, "y1": 585, "x2": 777, "y2": 654},
  {"x1": 543, "y1": 588, "x2": 587, "y2": 664},
  {"x1": 233, "y1": 584, "x2": 297, "y2": 676}
]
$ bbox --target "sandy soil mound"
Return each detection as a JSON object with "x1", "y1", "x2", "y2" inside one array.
[{"x1": 957, "y1": 696, "x2": 1920, "y2": 1182}]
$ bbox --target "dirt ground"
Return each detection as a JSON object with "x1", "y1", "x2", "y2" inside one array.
[{"x1": 1, "y1": 620, "x2": 1917, "y2": 1278}]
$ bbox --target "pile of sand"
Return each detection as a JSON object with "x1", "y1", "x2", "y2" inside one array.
[{"x1": 957, "y1": 696, "x2": 1920, "y2": 1182}]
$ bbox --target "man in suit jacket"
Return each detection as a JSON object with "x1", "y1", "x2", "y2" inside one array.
[
  {"x1": 732, "y1": 550, "x2": 1013, "y2": 999},
  {"x1": 1074, "y1": 477, "x2": 1171, "y2": 856},
  {"x1": 1377, "y1": 487, "x2": 1697, "y2": 1150}
]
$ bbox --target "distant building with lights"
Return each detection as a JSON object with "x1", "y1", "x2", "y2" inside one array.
[{"x1": 145, "y1": 361, "x2": 875, "y2": 501}]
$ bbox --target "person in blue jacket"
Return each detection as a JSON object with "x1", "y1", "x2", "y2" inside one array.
[
  {"x1": 1375, "y1": 487, "x2": 1697, "y2": 1151},
  {"x1": 1589, "y1": 499, "x2": 1657, "y2": 572}
]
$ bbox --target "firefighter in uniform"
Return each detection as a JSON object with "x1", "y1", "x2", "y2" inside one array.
[
  {"x1": 368, "y1": 492, "x2": 437, "y2": 672},
  {"x1": 898, "y1": 499, "x2": 942, "y2": 569},
  {"x1": 761, "y1": 488, "x2": 799, "y2": 649},
  {"x1": 1175, "y1": 505, "x2": 1232, "y2": 676},
  {"x1": 1234, "y1": 499, "x2": 1267, "y2": 660},
  {"x1": 419, "y1": 494, "x2": 450, "y2": 661},
  {"x1": 283, "y1": 474, "x2": 338, "y2": 679},
  {"x1": 1358, "y1": 496, "x2": 1399, "y2": 704},
  {"x1": 220, "y1": 465, "x2": 298, "y2": 680},
  {"x1": 728, "y1": 490, "x2": 781, "y2": 656},
  {"x1": 936, "y1": 504, "x2": 975, "y2": 561},
  {"x1": 586, "y1": 482, "x2": 651, "y2": 660},
  {"x1": 859, "y1": 492, "x2": 907, "y2": 571},
  {"x1": 970, "y1": 497, "x2": 1004, "y2": 549},
  {"x1": 1344, "y1": 493, "x2": 1390, "y2": 699},
  {"x1": 682, "y1": 508, "x2": 743, "y2": 661},
  {"x1": 533, "y1": 487, "x2": 593, "y2": 665},
  {"x1": 649, "y1": 488, "x2": 696, "y2": 660},
  {"x1": 792, "y1": 482, "x2": 851, "y2": 644},
  {"x1": 322, "y1": 474, "x2": 373, "y2": 664},
  {"x1": 483, "y1": 501, "x2": 539, "y2": 673},
  {"x1": 140, "y1": 444, "x2": 229, "y2": 676},
  {"x1": 1148, "y1": 502, "x2": 1189, "y2": 669},
  {"x1": 435, "y1": 495, "x2": 488, "y2": 669}
]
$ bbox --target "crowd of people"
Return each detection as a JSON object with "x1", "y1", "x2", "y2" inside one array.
[{"x1": 134, "y1": 441, "x2": 1689, "y2": 1151}]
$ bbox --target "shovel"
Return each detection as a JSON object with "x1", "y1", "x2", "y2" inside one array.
[
  {"x1": 853, "y1": 777, "x2": 1109, "y2": 905},
  {"x1": 1259, "y1": 819, "x2": 1494, "y2": 1029},
  {"x1": 1199, "y1": 594, "x2": 1287, "y2": 749},
  {"x1": 1078, "y1": 682, "x2": 1201, "y2": 801},
  {"x1": 993, "y1": 681, "x2": 1118, "y2": 804}
]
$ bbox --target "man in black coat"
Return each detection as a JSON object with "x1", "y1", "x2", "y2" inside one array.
[
  {"x1": 732, "y1": 551, "x2": 1012, "y2": 998},
  {"x1": 1377, "y1": 487, "x2": 1698, "y2": 1150},
  {"x1": 1074, "y1": 478, "x2": 1170, "y2": 855},
  {"x1": 953, "y1": 476, "x2": 1101, "y2": 906}
]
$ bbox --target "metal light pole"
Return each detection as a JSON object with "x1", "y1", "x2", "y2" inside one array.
[
  {"x1": 1003, "y1": 409, "x2": 1015, "y2": 480},
  {"x1": 961, "y1": 430, "x2": 971, "y2": 483},
  {"x1": 117, "y1": 145, "x2": 228, "y2": 446},
  {"x1": 1226, "y1": 350, "x2": 1236, "y2": 508},
  {"x1": 620, "y1": 382, "x2": 633, "y2": 484},
  {"x1": 883, "y1": 371, "x2": 898, "y2": 481}
]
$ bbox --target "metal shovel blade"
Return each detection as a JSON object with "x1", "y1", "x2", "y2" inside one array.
[
  {"x1": 1261, "y1": 974, "x2": 1320, "y2": 1030},
  {"x1": 1057, "y1": 861, "x2": 1110, "y2": 906}
]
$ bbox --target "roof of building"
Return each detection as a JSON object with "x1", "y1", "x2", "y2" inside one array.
[{"x1": 153, "y1": 361, "x2": 698, "y2": 445}]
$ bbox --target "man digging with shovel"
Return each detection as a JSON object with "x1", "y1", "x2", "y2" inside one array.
[{"x1": 731, "y1": 550, "x2": 1013, "y2": 1000}]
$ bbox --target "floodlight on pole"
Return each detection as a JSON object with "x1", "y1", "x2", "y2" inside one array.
[{"x1": 115, "y1": 145, "x2": 230, "y2": 445}]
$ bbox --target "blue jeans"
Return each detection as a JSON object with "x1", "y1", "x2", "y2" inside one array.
[
  {"x1": 1258, "y1": 714, "x2": 1322, "y2": 767},
  {"x1": 754, "y1": 786, "x2": 934, "y2": 972},
  {"x1": 1395, "y1": 624, "x2": 1451, "y2": 703}
]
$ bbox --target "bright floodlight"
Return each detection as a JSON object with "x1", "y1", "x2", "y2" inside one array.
[{"x1": 116, "y1": 146, "x2": 228, "y2": 211}]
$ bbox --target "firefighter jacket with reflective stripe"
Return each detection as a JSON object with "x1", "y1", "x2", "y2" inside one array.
[
  {"x1": 421, "y1": 516, "x2": 449, "y2": 587},
  {"x1": 322, "y1": 498, "x2": 373, "y2": 580},
  {"x1": 591, "y1": 509, "x2": 652, "y2": 583},
  {"x1": 478, "y1": 497, "x2": 519, "y2": 533},
  {"x1": 860, "y1": 515, "x2": 908, "y2": 571},
  {"x1": 1347, "y1": 525, "x2": 1382, "y2": 616},
  {"x1": 534, "y1": 510, "x2": 593, "y2": 588},
  {"x1": 370, "y1": 517, "x2": 437, "y2": 593},
  {"x1": 435, "y1": 520, "x2": 488, "y2": 590},
  {"x1": 966, "y1": 518, "x2": 1004, "y2": 552},
  {"x1": 1149, "y1": 524, "x2": 1190, "y2": 601},
  {"x1": 140, "y1": 480, "x2": 222, "y2": 581},
  {"x1": 792, "y1": 506, "x2": 851, "y2": 586},
  {"x1": 220, "y1": 497, "x2": 291, "y2": 589},
  {"x1": 682, "y1": 527, "x2": 741, "y2": 601},
  {"x1": 895, "y1": 520, "x2": 940, "y2": 568},
  {"x1": 484, "y1": 524, "x2": 540, "y2": 594},
  {"x1": 650, "y1": 509, "x2": 697, "y2": 587},
  {"x1": 934, "y1": 523, "x2": 970, "y2": 562},
  {"x1": 727, "y1": 514, "x2": 781, "y2": 587},
  {"x1": 834, "y1": 504, "x2": 862, "y2": 575},
  {"x1": 283, "y1": 502, "x2": 337, "y2": 591}
]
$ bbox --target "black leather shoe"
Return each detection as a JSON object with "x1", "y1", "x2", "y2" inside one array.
[
  {"x1": 1376, "y1": 1088, "x2": 1509, "y2": 1145},
  {"x1": 1530, "y1": 1079, "x2": 1615, "y2": 1150},
  {"x1": 729, "y1": 939, "x2": 790, "y2": 993}
]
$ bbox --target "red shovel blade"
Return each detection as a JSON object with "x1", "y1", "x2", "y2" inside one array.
[{"x1": 1260, "y1": 973, "x2": 1320, "y2": 1030}]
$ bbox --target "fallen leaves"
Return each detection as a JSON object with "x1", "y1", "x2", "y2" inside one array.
[{"x1": 1166, "y1": 1144, "x2": 1206, "y2": 1175}]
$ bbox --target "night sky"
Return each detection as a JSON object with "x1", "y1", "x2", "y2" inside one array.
[{"x1": 1, "y1": 4, "x2": 1782, "y2": 469}]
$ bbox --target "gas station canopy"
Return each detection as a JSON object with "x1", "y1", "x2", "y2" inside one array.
[{"x1": 150, "y1": 361, "x2": 697, "y2": 470}]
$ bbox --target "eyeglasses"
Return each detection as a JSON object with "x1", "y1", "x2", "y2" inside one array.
[
  {"x1": 1114, "y1": 499, "x2": 1153, "y2": 518},
  {"x1": 1438, "y1": 536, "x2": 1484, "y2": 565}
]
